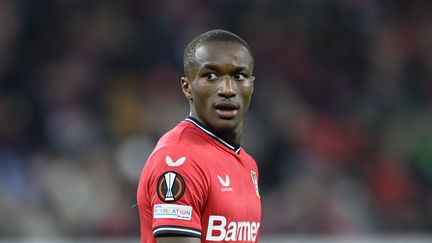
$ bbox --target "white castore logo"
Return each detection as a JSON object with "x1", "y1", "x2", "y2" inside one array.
[
  {"x1": 217, "y1": 174, "x2": 233, "y2": 192},
  {"x1": 217, "y1": 174, "x2": 230, "y2": 187},
  {"x1": 166, "y1": 156, "x2": 186, "y2": 167}
]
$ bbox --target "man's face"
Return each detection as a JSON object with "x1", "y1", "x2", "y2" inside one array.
[{"x1": 182, "y1": 41, "x2": 254, "y2": 134}]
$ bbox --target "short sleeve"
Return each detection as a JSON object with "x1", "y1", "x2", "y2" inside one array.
[{"x1": 140, "y1": 145, "x2": 210, "y2": 238}]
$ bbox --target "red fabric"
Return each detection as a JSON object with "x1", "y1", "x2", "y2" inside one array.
[{"x1": 137, "y1": 120, "x2": 261, "y2": 242}]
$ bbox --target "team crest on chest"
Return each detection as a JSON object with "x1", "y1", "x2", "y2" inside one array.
[
  {"x1": 157, "y1": 171, "x2": 186, "y2": 202},
  {"x1": 250, "y1": 170, "x2": 260, "y2": 198}
]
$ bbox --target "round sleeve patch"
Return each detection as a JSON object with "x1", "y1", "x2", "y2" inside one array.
[{"x1": 157, "y1": 171, "x2": 186, "y2": 202}]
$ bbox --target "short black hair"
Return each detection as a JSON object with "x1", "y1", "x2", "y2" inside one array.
[{"x1": 183, "y1": 29, "x2": 253, "y2": 78}]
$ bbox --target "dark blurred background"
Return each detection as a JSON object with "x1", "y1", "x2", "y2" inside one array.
[{"x1": 1, "y1": 0, "x2": 432, "y2": 240}]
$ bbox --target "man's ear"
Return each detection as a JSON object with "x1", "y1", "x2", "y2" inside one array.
[
  {"x1": 250, "y1": 76, "x2": 255, "y2": 93},
  {"x1": 181, "y1": 77, "x2": 193, "y2": 100}
]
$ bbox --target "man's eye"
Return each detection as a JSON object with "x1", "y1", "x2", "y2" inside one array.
[
  {"x1": 206, "y1": 73, "x2": 218, "y2": 80},
  {"x1": 233, "y1": 73, "x2": 245, "y2": 81}
]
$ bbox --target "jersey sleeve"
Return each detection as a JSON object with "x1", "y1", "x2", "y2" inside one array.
[{"x1": 140, "y1": 145, "x2": 210, "y2": 239}]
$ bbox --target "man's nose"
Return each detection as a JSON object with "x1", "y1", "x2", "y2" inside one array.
[{"x1": 218, "y1": 76, "x2": 236, "y2": 98}]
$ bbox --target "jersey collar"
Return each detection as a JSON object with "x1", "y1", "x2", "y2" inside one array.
[{"x1": 185, "y1": 116, "x2": 241, "y2": 154}]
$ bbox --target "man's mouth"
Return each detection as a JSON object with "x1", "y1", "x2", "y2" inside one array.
[{"x1": 214, "y1": 102, "x2": 239, "y2": 119}]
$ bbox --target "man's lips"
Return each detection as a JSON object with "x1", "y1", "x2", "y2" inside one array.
[
  {"x1": 214, "y1": 101, "x2": 239, "y2": 110},
  {"x1": 214, "y1": 101, "x2": 239, "y2": 118}
]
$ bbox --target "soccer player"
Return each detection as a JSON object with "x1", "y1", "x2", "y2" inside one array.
[{"x1": 137, "y1": 29, "x2": 261, "y2": 243}]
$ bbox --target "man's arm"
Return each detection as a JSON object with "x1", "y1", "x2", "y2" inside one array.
[
  {"x1": 157, "y1": 237, "x2": 201, "y2": 243},
  {"x1": 141, "y1": 146, "x2": 207, "y2": 242}
]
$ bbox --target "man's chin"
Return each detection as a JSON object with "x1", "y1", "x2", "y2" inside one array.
[{"x1": 212, "y1": 118, "x2": 240, "y2": 132}]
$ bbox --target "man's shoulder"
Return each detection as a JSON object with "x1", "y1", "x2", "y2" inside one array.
[
  {"x1": 143, "y1": 139, "x2": 210, "y2": 181},
  {"x1": 147, "y1": 122, "x2": 206, "y2": 164},
  {"x1": 157, "y1": 120, "x2": 204, "y2": 148},
  {"x1": 241, "y1": 149, "x2": 255, "y2": 159},
  {"x1": 239, "y1": 148, "x2": 259, "y2": 169},
  {"x1": 143, "y1": 120, "x2": 219, "y2": 175}
]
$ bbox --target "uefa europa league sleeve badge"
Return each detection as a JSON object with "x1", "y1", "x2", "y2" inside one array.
[{"x1": 157, "y1": 171, "x2": 186, "y2": 202}]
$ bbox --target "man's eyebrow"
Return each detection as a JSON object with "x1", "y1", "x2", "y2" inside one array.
[
  {"x1": 201, "y1": 64, "x2": 219, "y2": 71},
  {"x1": 201, "y1": 64, "x2": 250, "y2": 73}
]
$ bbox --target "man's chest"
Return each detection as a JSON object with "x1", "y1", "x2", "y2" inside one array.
[
  {"x1": 200, "y1": 154, "x2": 261, "y2": 232},
  {"x1": 200, "y1": 159, "x2": 261, "y2": 242}
]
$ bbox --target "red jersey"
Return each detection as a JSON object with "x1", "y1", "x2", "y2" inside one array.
[{"x1": 137, "y1": 117, "x2": 261, "y2": 242}]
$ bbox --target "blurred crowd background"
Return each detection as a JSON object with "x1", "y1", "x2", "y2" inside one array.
[{"x1": 1, "y1": 0, "x2": 432, "y2": 239}]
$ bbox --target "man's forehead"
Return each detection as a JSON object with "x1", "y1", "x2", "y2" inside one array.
[{"x1": 193, "y1": 41, "x2": 253, "y2": 67}]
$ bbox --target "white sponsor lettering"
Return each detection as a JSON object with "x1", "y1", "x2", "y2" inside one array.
[
  {"x1": 153, "y1": 204, "x2": 192, "y2": 220},
  {"x1": 206, "y1": 215, "x2": 260, "y2": 242}
]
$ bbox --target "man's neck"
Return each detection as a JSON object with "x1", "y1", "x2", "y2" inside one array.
[{"x1": 189, "y1": 113, "x2": 242, "y2": 146}]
